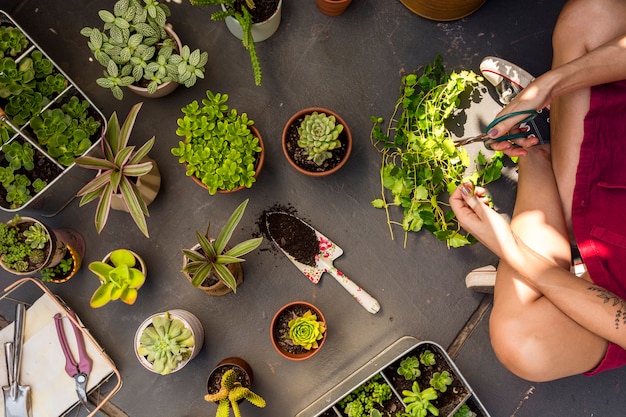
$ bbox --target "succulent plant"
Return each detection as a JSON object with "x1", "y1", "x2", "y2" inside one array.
[
  {"x1": 397, "y1": 355, "x2": 421, "y2": 381},
  {"x1": 297, "y1": 111, "x2": 344, "y2": 166},
  {"x1": 182, "y1": 198, "x2": 262, "y2": 292},
  {"x1": 23, "y1": 223, "x2": 50, "y2": 249},
  {"x1": 402, "y1": 382, "x2": 439, "y2": 417},
  {"x1": 204, "y1": 368, "x2": 266, "y2": 417},
  {"x1": 419, "y1": 350, "x2": 436, "y2": 367},
  {"x1": 429, "y1": 371, "x2": 452, "y2": 393},
  {"x1": 287, "y1": 309, "x2": 326, "y2": 350},
  {"x1": 137, "y1": 311, "x2": 195, "y2": 375},
  {"x1": 89, "y1": 249, "x2": 146, "y2": 308}
]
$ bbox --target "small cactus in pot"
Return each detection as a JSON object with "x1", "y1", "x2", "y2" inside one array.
[{"x1": 297, "y1": 111, "x2": 344, "y2": 166}]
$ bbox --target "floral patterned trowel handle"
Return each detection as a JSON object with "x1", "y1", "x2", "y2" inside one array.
[{"x1": 266, "y1": 212, "x2": 380, "y2": 314}]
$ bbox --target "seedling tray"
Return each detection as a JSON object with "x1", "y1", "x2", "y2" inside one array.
[{"x1": 297, "y1": 336, "x2": 491, "y2": 417}]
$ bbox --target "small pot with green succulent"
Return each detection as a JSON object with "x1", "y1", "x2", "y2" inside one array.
[
  {"x1": 181, "y1": 198, "x2": 263, "y2": 296},
  {"x1": 135, "y1": 309, "x2": 204, "y2": 375},
  {"x1": 0, "y1": 214, "x2": 55, "y2": 275},
  {"x1": 89, "y1": 248, "x2": 147, "y2": 308},
  {"x1": 271, "y1": 301, "x2": 327, "y2": 360},
  {"x1": 172, "y1": 90, "x2": 264, "y2": 194},
  {"x1": 282, "y1": 107, "x2": 352, "y2": 176},
  {"x1": 80, "y1": 0, "x2": 208, "y2": 100}
]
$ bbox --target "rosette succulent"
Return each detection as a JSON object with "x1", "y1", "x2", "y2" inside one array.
[
  {"x1": 204, "y1": 369, "x2": 266, "y2": 417},
  {"x1": 297, "y1": 111, "x2": 344, "y2": 165},
  {"x1": 397, "y1": 355, "x2": 421, "y2": 381},
  {"x1": 137, "y1": 311, "x2": 195, "y2": 375},
  {"x1": 288, "y1": 309, "x2": 326, "y2": 350},
  {"x1": 89, "y1": 249, "x2": 146, "y2": 308}
]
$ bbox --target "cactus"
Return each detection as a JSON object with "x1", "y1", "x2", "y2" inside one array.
[
  {"x1": 204, "y1": 369, "x2": 266, "y2": 417},
  {"x1": 136, "y1": 311, "x2": 195, "y2": 375},
  {"x1": 287, "y1": 310, "x2": 326, "y2": 350},
  {"x1": 297, "y1": 111, "x2": 344, "y2": 166}
]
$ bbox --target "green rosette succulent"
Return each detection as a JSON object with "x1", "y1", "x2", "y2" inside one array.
[
  {"x1": 137, "y1": 311, "x2": 195, "y2": 375},
  {"x1": 89, "y1": 249, "x2": 146, "y2": 308},
  {"x1": 297, "y1": 111, "x2": 344, "y2": 166},
  {"x1": 288, "y1": 310, "x2": 326, "y2": 350}
]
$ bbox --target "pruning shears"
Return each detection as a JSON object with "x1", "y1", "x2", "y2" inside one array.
[{"x1": 454, "y1": 110, "x2": 538, "y2": 150}]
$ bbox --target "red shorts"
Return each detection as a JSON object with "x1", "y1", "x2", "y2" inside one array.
[{"x1": 572, "y1": 80, "x2": 626, "y2": 376}]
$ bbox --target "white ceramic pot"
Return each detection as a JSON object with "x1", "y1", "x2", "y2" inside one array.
[
  {"x1": 222, "y1": 0, "x2": 282, "y2": 42},
  {"x1": 134, "y1": 309, "x2": 204, "y2": 375}
]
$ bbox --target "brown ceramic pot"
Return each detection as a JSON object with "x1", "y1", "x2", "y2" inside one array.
[
  {"x1": 399, "y1": 0, "x2": 487, "y2": 21},
  {"x1": 315, "y1": 0, "x2": 353, "y2": 16},
  {"x1": 182, "y1": 243, "x2": 244, "y2": 296}
]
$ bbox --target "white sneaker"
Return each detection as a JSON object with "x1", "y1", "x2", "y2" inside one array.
[{"x1": 465, "y1": 265, "x2": 496, "y2": 294}]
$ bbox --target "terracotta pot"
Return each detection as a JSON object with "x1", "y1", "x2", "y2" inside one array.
[
  {"x1": 282, "y1": 107, "x2": 352, "y2": 177},
  {"x1": 315, "y1": 0, "x2": 353, "y2": 16},
  {"x1": 126, "y1": 24, "x2": 181, "y2": 98},
  {"x1": 134, "y1": 309, "x2": 204, "y2": 375},
  {"x1": 271, "y1": 301, "x2": 327, "y2": 361},
  {"x1": 206, "y1": 357, "x2": 253, "y2": 400},
  {"x1": 399, "y1": 0, "x2": 487, "y2": 21},
  {"x1": 188, "y1": 125, "x2": 265, "y2": 194},
  {"x1": 182, "y1": 243, "x2": 244, "y2": 296},
  {"x1": 222, "y1": 0, "x2": 282, "y2": 42},
  {"x1": 110, "y1": 156, "x2": 161, "y2": 212},
  {"x1": 0, "y1": 216, "x2": 55, "y2": 276}
]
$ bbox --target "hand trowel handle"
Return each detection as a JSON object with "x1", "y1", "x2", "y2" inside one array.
[{"x1": 327, "y1": 266, "x2": 381, "y2": 314}]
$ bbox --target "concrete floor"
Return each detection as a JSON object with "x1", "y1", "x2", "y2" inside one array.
[{"x1": 2, "y1": 0, "x2": 626, "y2": 416}]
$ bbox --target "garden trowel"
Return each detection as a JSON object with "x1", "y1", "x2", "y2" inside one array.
[
  {"x1": 266, "y1": 212, "x2": 380, "y2": 314},
  {"x1": 3, "y1": 303, "x2": 32, "y2": 417}
]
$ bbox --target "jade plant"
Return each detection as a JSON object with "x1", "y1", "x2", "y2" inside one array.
[
  {"x1": 397, "y1": 355, "x2": 421, "y2": 381},
  {"x1": 80, "y1": 0, "x2": 208, "y2": 99},
  {"x1": 287, "y1": 310, "x2": 326, "y2": 350},
  {"x1": 182, "y1": 198, "x2": 263, "y2": 292},
  {"x1": 75, "y1": 102, "x2": 155, "y2": 238},
  {"x1": 204, "y1": 369, "x2": 266, "y2": 417},
  {"x1": 429, "y1": 371, "x2": 453, "y2": 393},
  {"x1": 297, "y1": 111, "x2": 344, "y2": 166},
  {"x1": 137, "y1": 311, "x2": 195, "y2": 375},
  {"x1": 172, "y1": 90, "x2": 263, "y2": 194},
  {"x1": 401, "y1": 382, "x2": 439, "y2": 417},
  {"x1": 189, "y1": 0, "x2": 264, "y2": 86},
  {"x1": 0, "y1": 215, "x2": 50, "y2": 273},
  {"x1": 370, "y1": 55, "x2": 509, "y2": 248},
  {"x1": 89, "y1": 249, "x2": 146, "y2": 308},
  {"x1": 337, "y1": 374, "x2": 393, "y2": 417}
]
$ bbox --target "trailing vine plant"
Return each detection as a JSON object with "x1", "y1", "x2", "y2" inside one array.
[{"x1": 370, "y1": 55, "x2": 509, "y2": 248}]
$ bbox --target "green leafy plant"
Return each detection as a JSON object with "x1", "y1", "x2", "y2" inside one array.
[
  {"x1": 429, "y1": 371, "x2": 452, "y2": 393},
  {"x1": 80, "y1": 0, "x2": 208, "y2": 100},
  {"x1": 204, "y1": 368, "x2": 266, "y2": 417},
  {"x1": 0, "y1": 215, "x2": 51, "y2": 273},
  {"x1": 182, "y1": 198, "x2": 262, "y2": 292},
  {"x1": 0, "y1": 26, "x2": 29, "y2": 57},
  {"x1": 137, "y1": 311, "x2": 195, "y2": 375},
  {"x1": 3, "y1": 141, "x2": 34, "y2": 171},
  {"x1": 190, "y1": 0, "x2": 265, "y2": 86},
  {"x1": 419, "y1": 350, "x2": 436, "y2": 367},
  {"x1": 172, "y1": 90, "x2": 263, "y2": 194},
  {"x1": 401, "y1": 382, "x2": 439, "y2": 417},
  {"x1": 370, "y1": 411, "x2": 383, "y2": 417},
  {"x1": 338, "y1": 374, "x2": 394, "y2": 417},
  {"x1": 75, "y1": 102, "x2": 155, "y2": 237},
  {"x1": 23, "y1": 223, "x2": 49, "y2": 249},
  {"x1": 297, "y1": 111, "x2": 344, "y2": 166},
  {"x1": 88, "y1": 249, "x2": 146, "y2": 308},
  {"x1": 40, "y1": 256, "x2": 73, "y2": 282},
  {"x1": 287, "y1": 309, "x2": 326, "y2": 350},
  {"x1": 370, "y1": 55, "x2": 509, "y2": 248},
  {"x1": 453, "y1": 404, "x2": 473, "y2": 417},
  {"x1": 397, "y1": 355, "x2": 421, "y2": 380}
]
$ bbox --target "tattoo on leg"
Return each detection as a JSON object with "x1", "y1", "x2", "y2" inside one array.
[{"x1": 588, "y1": 286, "x2": 626, "y2": 329}]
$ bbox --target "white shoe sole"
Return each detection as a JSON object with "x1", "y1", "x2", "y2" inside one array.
[
  {"x1": 479, "y1": 56, "x2": 535, "y2": 92},
  {"x1": 465, "y1": 265, "x2": 496, "y2": 293}
]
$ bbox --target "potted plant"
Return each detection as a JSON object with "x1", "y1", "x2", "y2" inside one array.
[
  {"x1": 88, "y1": 249, "x2": 147, "y2": 308},
  {"x1": 181, "y1": 198, "x2": 263, "y2": 296},
  {"x1": 282, "y1": 107, "x2": 352, "y2": 177},
  {"x1": 80, "y1": 0, "x2": 209, "y2": 100},
  {"x1": 189, "y1": 0, "x2": 283, "y2": 86},
  {"x1": 295, "y1": 337, "x2": 491, "y2": 417},
  {"x1": 171, "y1": 90, "x2": 264, "y2": 194},
  {"x1": 271, "y1": 301, "x2": 327, "y2": 361},
  {"x1": 38, "y1": 228, "x2": 86, "y2": 283},
  {"x1": 0, "y1": 11, "x2": 106, "y2": 213},
  {"x1": 0, "y1": 214, "x2": 55, "y2": 275},
  {"x1": 75, "y1": 102, "x2": 161, "y2": 238},
  {"x1": 399, "y1": 0, "x2": 487, "y2": 21},
  {"x1": 315, "y1": 0, "x2": 353, "y2": 16},
  {"x1": 205, "y1": 357, "x2": 266, "y2": 416},
  {"x1": 135, "y1": 309, "x2": 204, "y2": 375}
]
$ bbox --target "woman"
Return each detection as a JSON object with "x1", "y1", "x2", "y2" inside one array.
[{"x1": 450, "y1": 0, "x2": 626, "y2": 381}]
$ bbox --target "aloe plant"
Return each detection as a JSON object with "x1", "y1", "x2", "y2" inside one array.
[
  {"x1": 89, "y1": 249, "x2": 146, "y2": 308},
  {"x1": 75, "y1": 102, "x2": 155, "y2": 238},
  {"x1": 182, "y1": 198, "x2": 262, "y2": 292},
  {"x1": 204, "y1": 369, "x2": 266, "y2": 417}
]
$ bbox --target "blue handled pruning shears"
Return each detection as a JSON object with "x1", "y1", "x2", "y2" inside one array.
[
  {"x1": 54, "y1": 310, "x2": 92, "y2": 411},
  {"x1": 454, "y1": 109, "x2": 538, "y2": 150}
]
